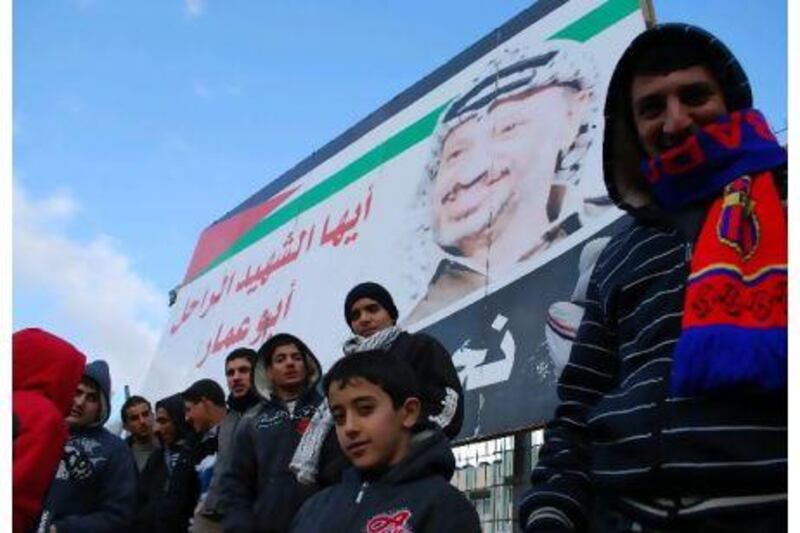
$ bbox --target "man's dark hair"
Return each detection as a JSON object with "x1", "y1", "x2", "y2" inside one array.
[
  {"x1": 258, "y1": 333, "x2": 313, "y2": 368},
  {"x1": 182, "y1": 379, "x2": 226, "y2": 407},
  {"x1": 225, "y1": 347, "x2": 256, "y2": 368},
  {"x1": 323, "y1": 351, "x2": 420, "y2": 409},
  {"x1": 120, "y1": 395, "x2": 151, "y2": 424},
  {"x1": 629, "y1": 41, "x2": 707, "y2": 79},
  {"x1": 622, "y1": 24, "x2": 751, "y2": 112}
]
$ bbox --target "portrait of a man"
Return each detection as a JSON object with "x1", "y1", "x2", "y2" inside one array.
[{"x1": 404, "y1": 42, "x2": 605, "y2": 325}]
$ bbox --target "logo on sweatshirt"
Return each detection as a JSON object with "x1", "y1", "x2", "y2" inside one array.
[
  {"x1": 295, "y1": 417, "x2": 311, "y2": 434},
  {"x1": 365, "y1": 508, "x2": 413, "y2": 533},
  {"x1": 55, "y1": 444, "x2": 94, "y2": 481}
]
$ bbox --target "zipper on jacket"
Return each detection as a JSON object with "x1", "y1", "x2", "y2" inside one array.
[
  {"x1": 343, "y1": 481, "x2": 371, "y2": 530},
  {"x1": 355, "y1": 481, "x2": 369, "y2": 504}
]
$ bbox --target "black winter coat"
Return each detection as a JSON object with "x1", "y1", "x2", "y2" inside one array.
[
  {"x1": 220, "y1": 390, "x2": 342, "y2": 533},
  {"x1": 290, "y1": 430, "x2": 480, "y2": 533},
  {"x1": 131, "y1": 444, "x2": 199, "y2": 533}
]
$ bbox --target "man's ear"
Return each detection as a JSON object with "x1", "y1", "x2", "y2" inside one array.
[{"x1": 400, "y1": 397, "x2": 422, "y2": 429}]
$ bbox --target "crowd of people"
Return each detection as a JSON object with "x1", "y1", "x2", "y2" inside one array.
[
  {"x1": 13, "y1": 23, "x2": 786, "y2": 533},
  {"x1": 13, "y1": 281, "x2": 473, "y2": 533}
]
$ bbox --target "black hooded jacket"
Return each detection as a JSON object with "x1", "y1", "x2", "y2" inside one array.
[
  {"x1": 520, "y1": 24, "x2": 787, "y2": 532},
  {"x1": 132, "y1": 393, "x2": 199, "y2": 533},
  {"x1": 220, "y1": 334, "x2": 344, "y2": 533},
  {"x1": 290, "y1": 430, "x2": 480, "y2": 533}
]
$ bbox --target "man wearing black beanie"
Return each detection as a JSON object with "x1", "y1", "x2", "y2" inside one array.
[
  {"x1": 342, "y1": 281, "x2": 463, "y2": 438},
  {"x1": 342, "y1": 281, "x2": 399, "y2": 328},
  {"x1": 290, "y1": 281, "x2": 464, "y2": 485}
]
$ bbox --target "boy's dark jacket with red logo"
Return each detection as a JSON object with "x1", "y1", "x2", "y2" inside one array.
[{"x1": 290, "y1": 430, "x2": 480, "y2": 533}]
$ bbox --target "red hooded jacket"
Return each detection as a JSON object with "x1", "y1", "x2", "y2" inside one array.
[{"x1": 13, "y1": 328, "x2": 86, "y2": 533}]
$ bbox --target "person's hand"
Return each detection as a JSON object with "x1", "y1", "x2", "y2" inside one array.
[{"x1": 50, "y1": 527, "x2": 57, "y2": 533}]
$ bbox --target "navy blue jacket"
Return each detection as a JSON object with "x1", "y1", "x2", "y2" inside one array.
[
  {"x1": 38, "y1": 360, "x2": 137, "y2": 532},
  {"x1": 221, "y1": 338, "x2": 344, "y2": 533},
  {"x1": 291, "y1": 430, "x2": 480, "y2": 533},
  {"x1": 38, "y1": 426, "x2": 137, "y2": 532}
]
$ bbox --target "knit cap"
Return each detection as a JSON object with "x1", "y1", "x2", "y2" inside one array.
[{"x1": 343, "y1": 282, "x2": 399, "y2": 326}]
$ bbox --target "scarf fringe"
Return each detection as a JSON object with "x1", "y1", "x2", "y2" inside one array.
[{"x1": 671, "y1": 325, "x2": 787, "y2": 396}]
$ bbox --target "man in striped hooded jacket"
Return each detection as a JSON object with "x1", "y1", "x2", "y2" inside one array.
[{"x1": 519, "y1": 24, "x2": 787, "y2": 532}]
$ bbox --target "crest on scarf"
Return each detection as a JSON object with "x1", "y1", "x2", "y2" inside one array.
[
  {"x1": 718, "y1": 175, "x2": 759, "y2": 260},
  {"x1": 365, "y1": 508, "x2": 413, "y2": 533}
]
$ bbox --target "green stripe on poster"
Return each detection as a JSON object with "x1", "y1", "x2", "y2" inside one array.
[
  {"x1": 195, "y1": 102, "x2": 447, "y2": 280},
  {"x1": 548, "y1": 0, "x2": 639, "y2": 42},
  {"x1": 188, "y1": 0, "x2": 641, "y2": 285}
]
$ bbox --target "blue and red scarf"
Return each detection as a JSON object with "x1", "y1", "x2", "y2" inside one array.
[{"x1": 641, "y1": 109, "x2": 787, "y2": 396}]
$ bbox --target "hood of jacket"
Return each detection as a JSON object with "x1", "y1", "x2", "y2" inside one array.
[
  {"x1": 602, "y1": 23, "x2": 752, "y2": 213},
  {"x1": 254, "y1": 333, "x2": 322, "y2": 401},
  {"x1": 156, "y1": 392, "x2": 195, "y2": 447},
  {"x1": 13, "y1": 328, "x2": 87, "y2": 417},
  {"x1": 84, "y1": 359, "x2": 112, "y2": 427}
]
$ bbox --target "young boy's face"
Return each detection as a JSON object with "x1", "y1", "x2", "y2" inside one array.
[{"x1": 329, "y1": 377, "x2": 420, "y2": 471}]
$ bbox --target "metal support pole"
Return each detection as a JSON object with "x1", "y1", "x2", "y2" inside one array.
[{"x1": 512, "y1": 430, "x2": 532, "y2": 532}]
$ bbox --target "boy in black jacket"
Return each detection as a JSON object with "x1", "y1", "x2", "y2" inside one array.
[{"x1": 291, "y1": 351, "x2": 480, "y2": 533}]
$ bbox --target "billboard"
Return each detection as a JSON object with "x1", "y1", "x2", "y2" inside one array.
[{"x1": 143, "y1": 0, "x2": 647, "y2": 441}]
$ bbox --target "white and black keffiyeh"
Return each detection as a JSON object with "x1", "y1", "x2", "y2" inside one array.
[
  {"x1": 342, "y1": 325, "x2": 402, "y2": 355},
  {"x1": 290, "y1": 325, "x2": 404, "y2": 485}
]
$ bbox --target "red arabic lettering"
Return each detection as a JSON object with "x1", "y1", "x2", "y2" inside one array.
[
  {"x1": 195, "y1": 316, "x2": 251, "y2": 368},
  {"x1": 320, "y1": 186, "x2": 373, "y2": 247},
  {"x1": 199, "y1": 272, "x2": 236, "y2": 319},
  {"x1": 249, "y1": 281, "x2": 297, "y2": 347}
]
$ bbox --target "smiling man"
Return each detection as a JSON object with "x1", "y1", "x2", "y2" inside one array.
[
  {"x1": 406, "y1": 42, "x2": 599, "y2": 324},
  {"x1": 37, "y1": 360, "x2": 137, "y2": 532},
  {"x1": 520, "y1": 24, "x2": 787, "y2": 532},
  {"x1": 221, "y1": 334, "x2": 343, "y2": 533}
]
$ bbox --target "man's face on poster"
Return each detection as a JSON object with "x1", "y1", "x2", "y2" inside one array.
[{"x1": 433, "y1": 85, "x2": 582, "y2": 257}]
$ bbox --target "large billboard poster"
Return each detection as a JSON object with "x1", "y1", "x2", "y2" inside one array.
[{"x1": 143, "y1": 0, "x2": 647, "y2": 441}]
